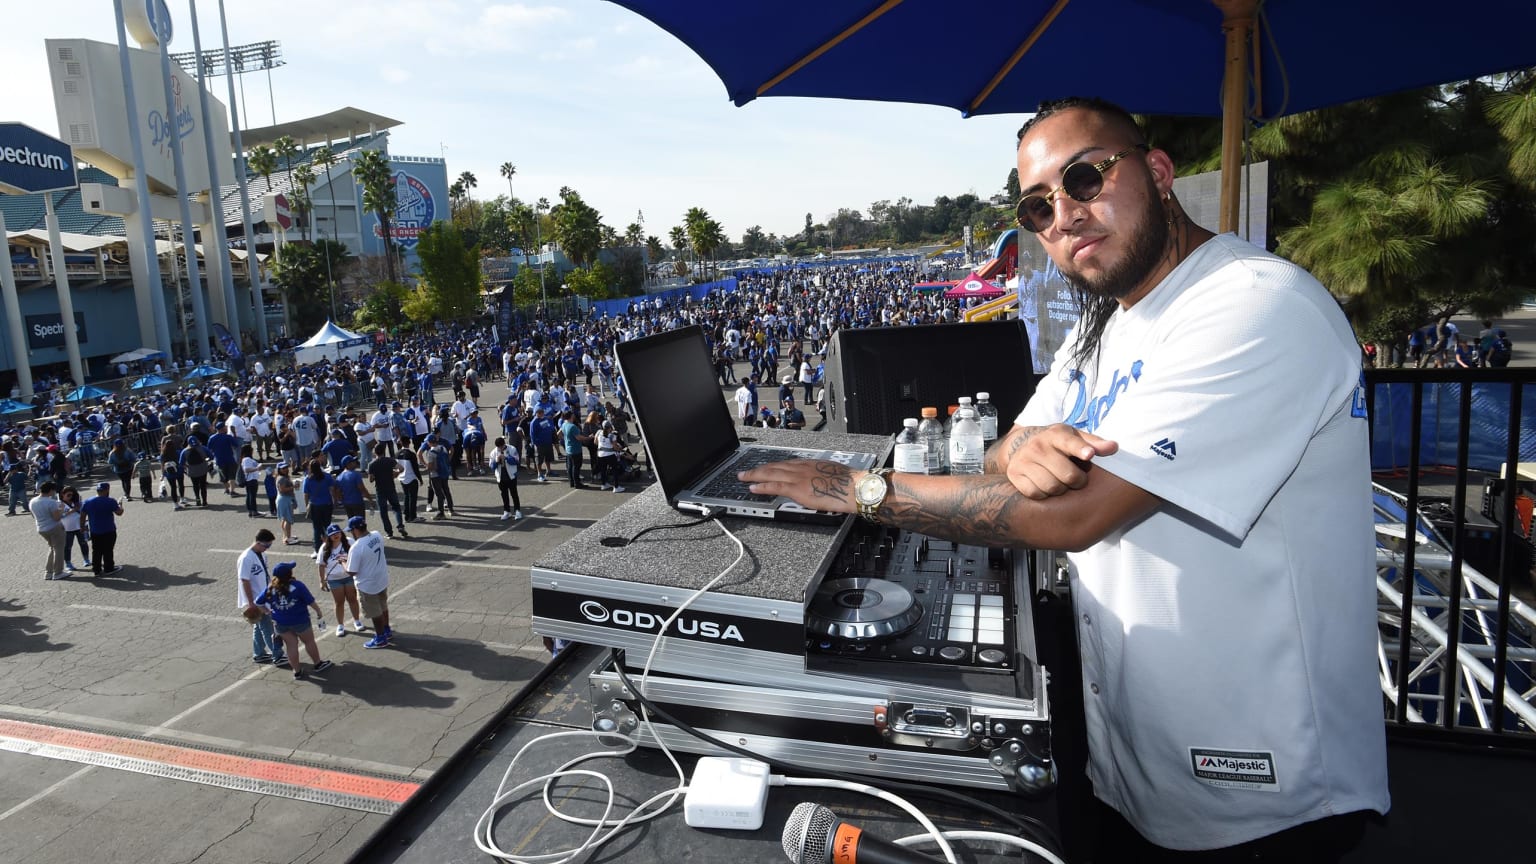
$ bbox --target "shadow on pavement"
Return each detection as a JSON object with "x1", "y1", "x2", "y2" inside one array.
[
  {"x1": 85, "y1": 567, "x2": 218, "y2": 592},
  {"x1": 378, "y1": 632, "x2": 546, "y2": 683},
  {"x1": 0, "y1": 602, "x2": 72, "y2": 656},
  {"x1": 296, "y1": 660, "x2": 458, "y2": 708}
]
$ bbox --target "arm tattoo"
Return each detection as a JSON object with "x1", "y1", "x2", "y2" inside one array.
[{"x1": 881, "y1": 475, "x2": 1031, "y2": 547}]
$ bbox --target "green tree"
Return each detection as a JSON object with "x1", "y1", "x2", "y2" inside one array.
[
  {"x1": 510, "y1": 265, "x2": 543, "y2": 307},
  {"x1": 623, "y1": 222, "x2": 644, "y2": 246},
  {"x1": 415, "y1": 220, "x2": 483, "y2": 321},
  {"x1": 1004, "y1": 168, "x2": 1021, "y2": 202},
  {"x1": 551, "y1": 188, "x2": 604, "y2": 268},
  {"x1": 565, "y1": 261, "x2": 616, "y2": 299},
  {"x1": 269, "y1": 242, "x2": 350, "y2": 333},
  {"x1": 352, "y1": 149, "x2": 399, "y2": 284},
  {"x1": 353, "y1": 280, "x2": 410, "y2": 332},
  {"x1": 646, "y1": 235, "x2": 664, "y2": 263},
  {"x1": 741, "y1": 224, "x2": 767, "y2": 255}
]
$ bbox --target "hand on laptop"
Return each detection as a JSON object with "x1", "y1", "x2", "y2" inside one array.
[{"x1": 739, "y1": 459, "x2": 856, "y2": 514}]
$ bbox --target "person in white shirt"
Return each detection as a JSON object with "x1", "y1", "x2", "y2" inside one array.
[
  {"x1": 742, "y1": 96, "x2": 1387, "y2": 861},
  {"x1": 235, "y1": 529, "x2": 286, "y2": 664},
  {"x1": 290, "y1": 410, "x2": 319, "y2": 464},
  {"x1": 251, "y1": 407, "x2": 275, "y2": 459},
  {"x1": 344, "y1": 516, "x2": 393, "y2": 648},
  {"x1": 733, "y1": 382, "x2": 753, "y2": 426},
  {"x1": 370, "y1": 403, "x2": 396, "y2": 457}
]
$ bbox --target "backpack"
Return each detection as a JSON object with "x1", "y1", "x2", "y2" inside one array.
[{"x1": 184, "y1": 446, "x2": 210, "y2": 478}]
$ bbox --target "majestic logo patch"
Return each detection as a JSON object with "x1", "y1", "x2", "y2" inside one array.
[
  {"x1": 1189, "y1": 748, "x2": 1278, "y2": 791},
  {"x1": 1150, "y1": 438, "x2": 1177, "y2": 461}
]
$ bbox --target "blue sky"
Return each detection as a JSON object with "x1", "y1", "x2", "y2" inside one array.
[{"x1": 6, "y1": 1, "x2": 1029, "y2": 241}]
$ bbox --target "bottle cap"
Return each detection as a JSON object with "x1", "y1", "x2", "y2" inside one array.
[
  {"x1": 903, "y1": 418, "x2": 919, "y2": 427},
  {"x1": 976, "y1": 391, "x2": 990, "y2": 401},
  {"x1": 947, "y1": 405, "x2": 959, "y2": 416},
  {"x1": 958, "y1": 396, "x2": 972, "y2": 405},
  {"x1": 921, "y1": 407, "x2": 938, "y2": 418}
]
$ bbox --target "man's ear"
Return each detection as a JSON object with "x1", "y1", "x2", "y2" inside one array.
[{"x1": 1145, "y1": 147, "x2": 1177, "y2": 198}]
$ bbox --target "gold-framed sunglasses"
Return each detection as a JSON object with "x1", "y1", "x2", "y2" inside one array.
[{"x1": 1015, "y1": 145, "x2": 1149, "y2": 233}]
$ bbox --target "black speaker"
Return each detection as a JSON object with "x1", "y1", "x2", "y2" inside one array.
[{"x1": 821, "y1": 320, "x2": 1037, "y2": 435}]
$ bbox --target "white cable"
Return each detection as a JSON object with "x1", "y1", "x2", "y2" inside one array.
[
  {"x1": 776, "y1": 776, "x2": 958, "y2": 864},
  {"x1": 473, "y1": 517, "x2": 748, "y2": 861},
  {"x1": 895, "y1": 829, "x2": 1069, "y2": 864}
]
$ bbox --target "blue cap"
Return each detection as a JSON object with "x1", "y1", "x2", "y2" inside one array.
[
  {"x1": 273, "y1": 561, "x2": 296, "y2": 578},
  {"x1": 324, "y1": 523, "x2": 342, "y2": 537},
  {"x1": 340, "y1": 455, "x2": 357, "y2": 466},
  {"x1": 346, "y1": 515, "x2": 368, "y2": 531}
]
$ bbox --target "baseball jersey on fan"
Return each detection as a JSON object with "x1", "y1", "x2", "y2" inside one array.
[
  {"x1": 345, "y1": 531, "x2": 390, "y2": 595},
  {"x1": 1016, "y1": 234, "x2": 1388, "y2": 850}
]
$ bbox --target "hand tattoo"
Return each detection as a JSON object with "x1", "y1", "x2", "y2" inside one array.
[{"x1": 808, "y1": 461, "x2": 852, "y2": 503}]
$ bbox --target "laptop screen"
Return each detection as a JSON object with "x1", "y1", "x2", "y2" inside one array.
[{"x1": 616, "y1": 325, "x2": 741, "y2": 502}]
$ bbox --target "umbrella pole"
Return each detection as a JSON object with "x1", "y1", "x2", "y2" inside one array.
[{"x1": 1213, "y1": 0, "x2": 1258, "y2": 235}]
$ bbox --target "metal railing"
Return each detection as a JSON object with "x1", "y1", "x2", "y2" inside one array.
[{"x1": 1365, "y1": 367, "x2": 1536, "y2": 736}]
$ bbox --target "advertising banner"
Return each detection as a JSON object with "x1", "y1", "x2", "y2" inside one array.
[
  {"x1": 356, "y1": 156, "x2": 449, "y2": 275},
  {"x1": 26, "y1": 311, "x2": 88, "y2": 350}
]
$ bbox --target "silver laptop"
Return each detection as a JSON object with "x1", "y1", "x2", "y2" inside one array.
[{"x1": 614, "y1": 325, "x2": 876, "y2": 523}]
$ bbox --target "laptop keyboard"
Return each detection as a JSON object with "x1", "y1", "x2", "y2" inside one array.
[{"x1": 695, "y1": 450, "x2": 802, "y2": 502}]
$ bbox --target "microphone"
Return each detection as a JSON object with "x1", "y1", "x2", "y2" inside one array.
[{"x1": 781, "y1": 802, "x2": 940, "y2": 864}]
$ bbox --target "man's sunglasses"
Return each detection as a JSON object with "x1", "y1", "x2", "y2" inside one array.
[{"x1": 1015, "y1": 145, "x2": 1149, "y2": 233}]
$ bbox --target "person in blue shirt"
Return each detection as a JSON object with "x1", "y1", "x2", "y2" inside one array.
[
  {"x1": 559, "y1": 410, "x2": 589, "y2": 489},
  {"x1": 463, "y1": 411, "x2": 487, "y2": 475},
  {"x1": 79, "y1": 481, "x2": 125, "y2": 576},
  {"x1": 300, "y1": 460, "x2": 339, "y2": 552},
  {"x1": 528, "y1": 407, "x2": 557, "y2": 483},
  {"x1": 334, "y1": 455, "x2": 371, "y2": 520},
  {"x1": 205, "y1": 426, "x2": 240, "y2": 498},
  {"x1": 320, "y1": 429, "x2": 355, "y2": 471},
  {"x1": 254, "y1": 561, "x2": 333, "y2": 680}
]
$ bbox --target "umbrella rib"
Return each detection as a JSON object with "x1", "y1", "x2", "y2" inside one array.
[
  {"x1": 968, "y1": 0, "x2": 1074, "y2": 114},
  {"x1": 757, "y1": 0, "x2": 905, "y2": 98}
]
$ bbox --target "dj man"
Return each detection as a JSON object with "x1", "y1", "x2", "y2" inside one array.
[{"x1": 741, "y1": 96, "x2": 1388, "y2": 862}]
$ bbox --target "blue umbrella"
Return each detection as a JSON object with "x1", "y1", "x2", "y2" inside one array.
[
  {"x1": 0, "y1": 398, "x2": 32, "y2": 414},
  {"x1": 130, "y1": 374, "x2": 174, "y2": 390},
  {"x1": 64, "y1": 385, "x2": 113, "y2": 402},
  {"x1": 182, "y1": 364, "x2": 228, "y2": 381},
  {"x1": 607, "y1": 0, "x2": 1536, "y2": 230}
]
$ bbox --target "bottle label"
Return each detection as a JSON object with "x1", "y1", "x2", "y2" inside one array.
[
  {"x1": 894, "y1": 443, "x2": 926, "y2": 473},
  {"x1": 980, "y1": 416, "x2": 998, "y2": 440}
]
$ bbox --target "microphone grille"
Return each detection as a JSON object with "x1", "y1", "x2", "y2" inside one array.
[{"x1": 782, "y1": 802, "x2": 837, "y2": 864}]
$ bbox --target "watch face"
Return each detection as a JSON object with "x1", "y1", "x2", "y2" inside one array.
[{"x1": 856, "y1": 472, "x2": 885, "y2": 506}]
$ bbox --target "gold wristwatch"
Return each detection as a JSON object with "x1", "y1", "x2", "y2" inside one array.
[{"x1": 854, "y1": 468, "x2": 894, "y2": 524}]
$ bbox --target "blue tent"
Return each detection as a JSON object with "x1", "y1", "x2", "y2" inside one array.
[{"x1": 0, "y1": 398, "x2": 32, "y2": 414}]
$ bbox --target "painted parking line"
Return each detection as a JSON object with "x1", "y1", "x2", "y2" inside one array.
[
  {"x1": 0, "y1": 718, "x2": 419, "y2": 814},
  {"x1": 69, "y1": 604, "x2": 229, "y2": 622}
]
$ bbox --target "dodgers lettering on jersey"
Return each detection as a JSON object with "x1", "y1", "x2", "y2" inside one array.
[{"x1": 1062, "y1": 360, "x2": 1144, "y2": 432}]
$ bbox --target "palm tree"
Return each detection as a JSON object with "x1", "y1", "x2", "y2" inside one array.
[
  {"x1": 248, "y1": 145, "x2": 277, "y2": 193},
  {"x1": 292, "y1": 165, "x2": 317, "y2": 244},
  {"x1": 310, "y1": 145, "x2": 339, "y2": 236},
  {"x1": 449, "y1": 180, "x2": 465, "y2": 217},
  {"x1": 458, "y1": 171, "x2": 477, "y2": 199},
  {"x1": 684, "y1": 207, "x2": 725, "y2": 280},
  {"x1": 272, "y1": 135, "x2": 300, "y2": 190},
  {"x1": 353, "y1": 148, "x2": 398, "y2": 284},
  {"x1": 499, "y1": 162, "x2": 516, "y2": 205}
]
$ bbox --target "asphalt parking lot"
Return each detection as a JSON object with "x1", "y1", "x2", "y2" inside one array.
[{"x1": 0, "y1": 376, "x2": 639, "y2": 864}]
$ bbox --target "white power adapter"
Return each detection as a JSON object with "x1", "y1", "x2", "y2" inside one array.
[{"x1": 683, "y1": 757, "x2": 772, "y2": 830}]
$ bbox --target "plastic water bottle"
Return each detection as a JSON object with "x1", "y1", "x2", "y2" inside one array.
[
  {"x1": 917, "y1": 407, "x2": 947, "y2": 475},
  {"x1": 975, "y1": 392, "x2": 999, "y2": 442},
  {"x1": 949, "y1": 407, "x2": 985, "y2": 475},
  {"x1": 893, "y1": 418, "x2": 926, "y2": 474}
]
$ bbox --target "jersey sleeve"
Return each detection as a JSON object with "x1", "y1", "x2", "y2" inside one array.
[{"x1": 1090, "y1": 276, "x2": 1359, "y2": 541}]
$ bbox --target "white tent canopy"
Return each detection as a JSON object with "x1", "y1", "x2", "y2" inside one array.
[{"x1": 293, "y1": 320, "x2": 371, "y2": 367}]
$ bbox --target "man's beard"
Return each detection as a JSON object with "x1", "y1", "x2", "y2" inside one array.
[
  {"x1": 1063, "y1": 187, "x2": 1168, "y2": 377},
  {"x1": 1062, "y1": 184, "x2": 1168, "y2": 301}
]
